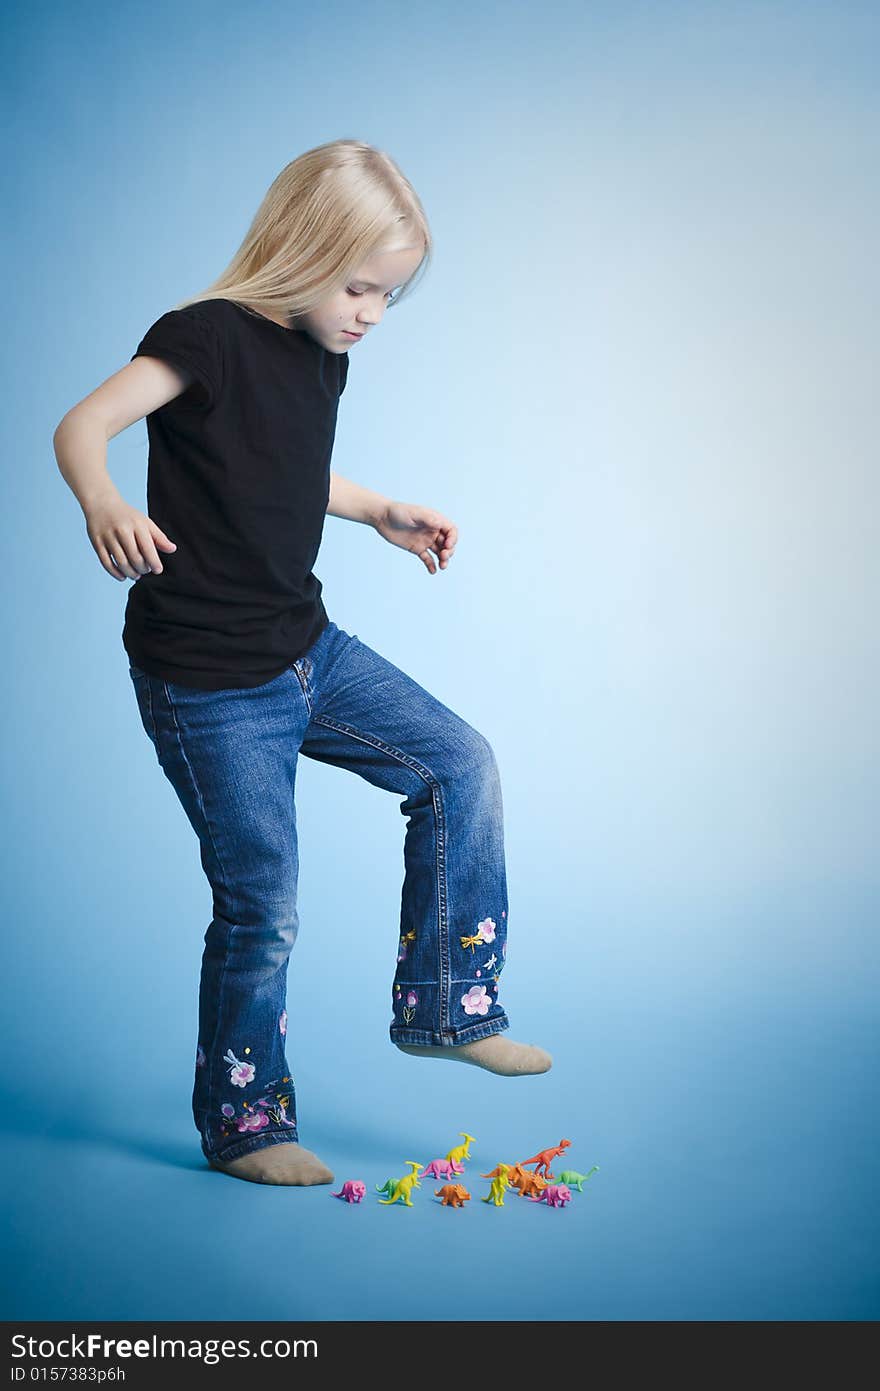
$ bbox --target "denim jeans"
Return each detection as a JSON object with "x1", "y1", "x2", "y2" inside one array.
[{"x1": 127, "y1": 619, "x2": 510, "y2": 1164}]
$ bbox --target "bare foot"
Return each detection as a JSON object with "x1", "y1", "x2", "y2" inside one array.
[
  {"x1": 396, "y1": 1035, "x2": 552, "y2": 1076},
  {"x1": 208, "y1": 1142, "x2": 334, "y2": 1186}
]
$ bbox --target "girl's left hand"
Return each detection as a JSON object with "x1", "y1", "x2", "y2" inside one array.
[{"x1": 374, "y1": 501, "x2": 458, "y2": 574}]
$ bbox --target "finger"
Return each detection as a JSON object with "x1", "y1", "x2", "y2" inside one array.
[
  {"x1": 111, "y1": 529, "x2": 150, "y2": 579},
  {"x1": 95, "y1": 540, "x2": 129, "y2": 581},
  {"x1": 421, "y1": 547, "x2": 436, "y2": 574},
  {"x1": 139, "y1": 529, "x2": 167, "y2": 575}
]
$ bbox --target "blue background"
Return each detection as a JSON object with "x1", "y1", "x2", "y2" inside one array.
[{"x1": 3, "y1": 0, "x2": 878, "y2": 1321}]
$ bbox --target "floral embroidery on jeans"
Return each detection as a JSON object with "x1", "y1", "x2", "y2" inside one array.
[
  {"x1": 279, "y1": 1009, "x2": 287, "y2": 1036},
  {"x1": 462, "y1": 984, "x2": 491, "y2": 1016},
  {"x1": 403, "y1": 990, "x2": 418, "y2": 1025},
  {"x1": 221, "y1": 1103, "x2": 269, "y2": 1135},
  {"x1": 219, "y1": 1079, "x2": 296, "y2": 1137},
  {"x1": 461, "y1": 916, "x2": 498, "y2": 954},
  {"x1": 195, "y1": 1044, "x2": 207, "y2": 1069},
  {"x1": 223, "y1": 1048, "x2": 255, "y2": 1087}
]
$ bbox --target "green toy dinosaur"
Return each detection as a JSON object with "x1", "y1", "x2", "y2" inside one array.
[{"x1": 555, "y1": 1165, "x2": 600, "y2": 1191}]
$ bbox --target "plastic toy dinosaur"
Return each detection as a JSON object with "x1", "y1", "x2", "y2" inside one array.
[
  {"x1": 520, "y1": 1138, "x2": 572, "y2": 1179},
  {"x1": 514, "y1": 1169, "x2": 548, "y2": 1198},
  {"x1": 435, "y1": 1183, "x2": 471, "y2": 1208},
  {"x1": 528, "y1": 1183, "x2": 572, "y2": 1208},
  {"x1": 376, "y1": 1161, "x2": 424, "y2": 1207},
  {"x1": 421, "y1": 1158, "x2": 465, "y2": 1180},
  {"x1": 556, "y1": 1166, "x2": 599, "y2": 1192},
  {"x1": 488, "y1": 1161, "x2": 534, "y2": 1193},
  {"x1": 330, "y1": 1179, "x2": 366, "y2": 1203},
  {"x1": 481, "y1": 1162, "x2": 517, "y2": 1179},
  {"x1": 445, "y1": 1133, "x2": 476, "y2": 1167},
  {"x1": 482, "y1": 1163, "x2": 514, "y2": 1207}
]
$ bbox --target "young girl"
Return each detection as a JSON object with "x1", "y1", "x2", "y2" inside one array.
[{"x1": 54, "y1": 138, "x2": 551, "y2": 1188}]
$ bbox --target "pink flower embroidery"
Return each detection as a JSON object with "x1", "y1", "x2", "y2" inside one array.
[
  {"x1": 462, "y1": 984, "x2": 491, "y2": 1016},
  {"x1": 236, "y1": 1111, "x2": 269, "y2": 1134},
  {"x1": 279, "y1": 1009, "x2": 288, "y2": 1036},
  {"x1": 406, "y1": 991, "x2": 418, "y2": 1008},
  {"x1": 477, "y1": 917, "x2": 497, "y2": 944},
  {"x1": 223, "y1": 1048, "x2": 255, "y2": 1088},
  {"x1": 221, "y1": 1103, "x2": 235, "y2": 1118}
]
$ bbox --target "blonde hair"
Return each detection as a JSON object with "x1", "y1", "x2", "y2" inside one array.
[{"x1": 173, "y1": 138, "x2": 431, "y2": 319}]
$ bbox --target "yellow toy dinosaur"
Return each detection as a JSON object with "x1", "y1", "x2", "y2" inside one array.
[
  {"x1": 445, "y1": 1133, "x2": 476, "y2": 1167},
  {"x1": 482, "y1": 1162, "x2": 514, "y2": 1207},
  {"x1": 377, "y1": 1161, "x2": 424, "y2": 1207}
]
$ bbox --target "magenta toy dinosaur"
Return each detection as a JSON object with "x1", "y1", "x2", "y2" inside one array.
[
  {"x1": 331, "y1": 1180, "x2": 366, "y2": 1203},
  {"x1": 420, "y1": 1158, "x2": 465, "y2": 1180},
  {"x1": 528, "y1": 1183, "x2": 572, "y2": 1208}
]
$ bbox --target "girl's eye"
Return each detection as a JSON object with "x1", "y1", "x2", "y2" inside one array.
[{"x1": 346, "y1": 287, "x2": 396, "y2": 302}]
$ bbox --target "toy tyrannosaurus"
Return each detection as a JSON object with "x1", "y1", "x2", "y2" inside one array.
[{"x1": 519, "y1": 1138, "x2": 572, "y2": 1179}]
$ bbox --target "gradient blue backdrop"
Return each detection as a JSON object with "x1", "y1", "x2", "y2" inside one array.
[{"x1": 3, "y1": 0, "x2": 878, "y2": 1322}]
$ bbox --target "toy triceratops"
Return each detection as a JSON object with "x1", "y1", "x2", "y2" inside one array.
[
  {"x1": 435, "y1": 1183, "x2": 471, "y2": 1208},
  {"x1": 331, "y1": 1180, "x2": 366, "y2": 1204},
  {"x1": 528, "y1": 1183, "x2": 572, "y2": 1208},
  {"x1": 420, "y1": 1158, "x2": 465, "y2": 1180}
]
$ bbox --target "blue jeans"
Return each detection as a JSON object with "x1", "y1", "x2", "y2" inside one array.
[{"x1": 127, "y1": 619, "x2": 511, "y2": 1164}]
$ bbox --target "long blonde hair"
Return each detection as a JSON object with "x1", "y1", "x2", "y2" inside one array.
[{"x1": 173, "y1": 138, "x2": 431, "y2": 319}]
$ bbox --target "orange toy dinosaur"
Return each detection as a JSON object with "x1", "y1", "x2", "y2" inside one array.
[
  {"x1": 519, "y1": 1138, "x2": 572, "y2": 1180},
  {"x1": 435, "y1": 1183, "x2": 471, "y2": 1208},
  {"x1": 515, "y1": 1169, "x2": 548, "y2": 1198},
  {"x1": 484, "y1": 1162, "x2": 548, "y2": 1198}
]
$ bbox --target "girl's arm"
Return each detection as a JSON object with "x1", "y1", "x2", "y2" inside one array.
[
  {"x1": 54, "y1": 356, "x2": 192, "y2": 580},
  {"x1": 327, "y1": 471, "x2": 390, "y2": 526},
  {"x1": 328, "y1": 471, "x2": 458, "y2": 575}
]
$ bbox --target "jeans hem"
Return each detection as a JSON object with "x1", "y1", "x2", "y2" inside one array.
[
  {"x1": 202, "y1": 1130, "x2": 301, "y2": 1165},
  {"x1": 389, "y1": 1015, "x2": 510, "y2": 1047}
]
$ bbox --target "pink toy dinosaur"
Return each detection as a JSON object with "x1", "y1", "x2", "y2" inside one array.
[
  {"x1": 420, "y1": 1158, "x2": 465, "y2": 1180},
  {"x1": 331, "y1": 1180, "x2": 366, "y2": 1204},
  {"x1": 528, "y1": 1183, "x2": 572, "y2": 1208}
]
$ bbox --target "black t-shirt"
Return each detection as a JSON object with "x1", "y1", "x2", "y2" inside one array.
[{"x1": 122, "y1": 297, "x2": 348, "y2": 689}]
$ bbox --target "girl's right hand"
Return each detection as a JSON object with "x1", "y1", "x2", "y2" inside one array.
[{"x1": 85, "y1": 495, "x2": 177, "y2": 582}]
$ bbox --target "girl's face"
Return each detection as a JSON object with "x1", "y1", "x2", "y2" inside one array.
[{"x1": 292, "y1": 244, "x2": 424, "y2": 351}]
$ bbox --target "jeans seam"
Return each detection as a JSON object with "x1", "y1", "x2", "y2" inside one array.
[
  {"x1": 311, "y1": 713, "x2": 449, "y2": 1036},
  {"x1": 209, "y1": 1130, "x2": 301, "y2": 1164},
  {"x1": 143, "y1": 674, "x2": 157, "y2": 743},
  {"x1": 390, "y1": 1016, "x2": 510, "y2": 1047},
  {"x1": 161, "y1": 679, "x2": 236, "y2": 1150}
]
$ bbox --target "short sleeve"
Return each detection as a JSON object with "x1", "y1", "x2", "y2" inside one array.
[
  {"x1": 338, "y1": 351, "x2": 349, "y2": 397},
  {"x1": 130, "y1": 306, "x2": 222, "y2": 410}
]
